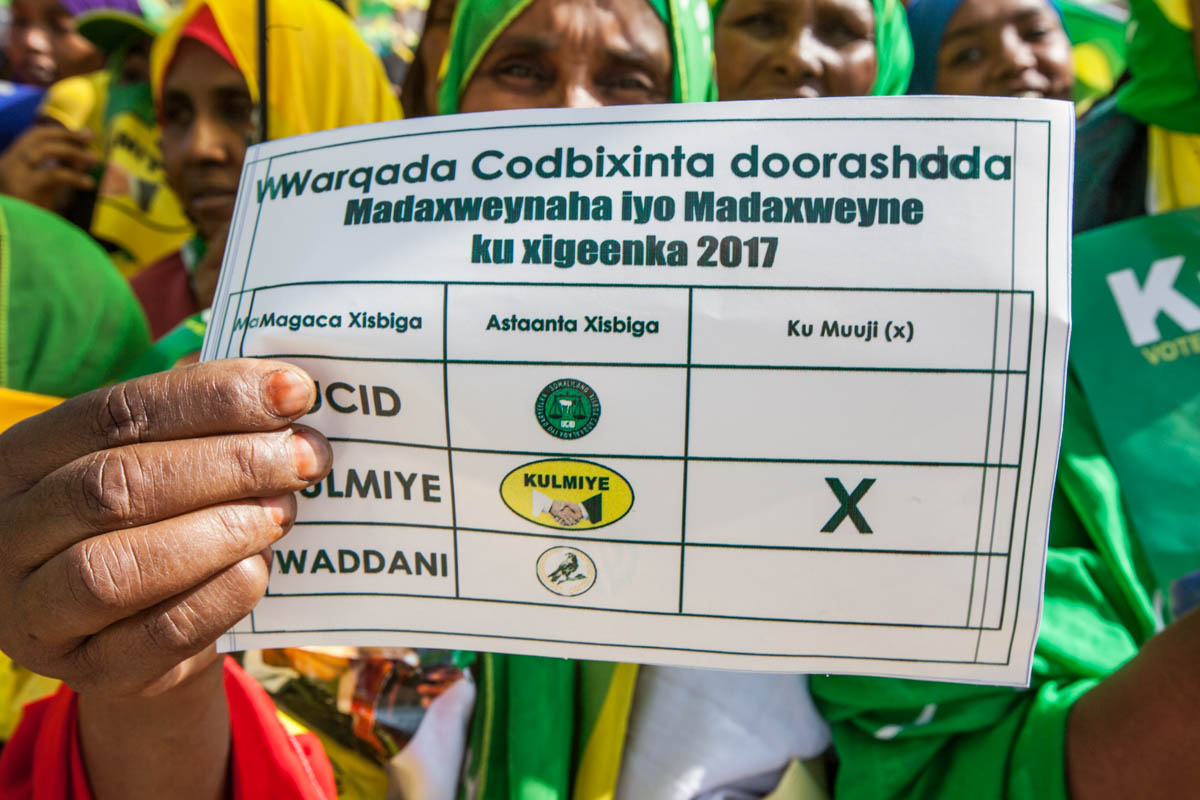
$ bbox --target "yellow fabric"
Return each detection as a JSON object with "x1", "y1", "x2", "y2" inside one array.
[
  {"x1": 1073, "y1": 42, "x2": 1118, "y2": 101},
  {"x1": 1147, "y1": 125, "x2": 1200, "y2": 213},
  {"x1": 92, "y1": 111, "x2": 195, "y2": 278},
  {"x1": 763, "y1": 758, "x2": 830, "y2": 800},
  {"x1": 275, "y1": 708, "x2": 390, "y2": 800},
  {"x1": 0, "y1": 654, "x2": 62, "y2": 742},
  {"x1": 1153, "y1": 0, "x2": 1193, "y2": 30},
  {"x1": 38, "y1": 71, "x2": 110, "y2": 159},
  {"x1": 572, "y1": 663, "x2": 639, "y2": 800},
  {"x1": 150, "y1": 0, "x2": 402, "y2": 141},
  {"x1": 0, "y1": 387, "x2": 62, "y2": 433}
]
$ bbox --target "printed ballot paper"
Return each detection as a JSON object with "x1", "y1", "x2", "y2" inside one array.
[{"x1": 203, "y1": 97, "x2": 1073, "y2": 685}]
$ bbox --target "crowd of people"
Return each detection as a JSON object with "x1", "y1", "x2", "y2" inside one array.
[{"x1": 0, "y1": 0, "x2": 1197, "y2": 797}]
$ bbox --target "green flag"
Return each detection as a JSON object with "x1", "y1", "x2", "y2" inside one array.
[{"x1": 1070, "y1": 207, "x2": 1200, "y2": 590}]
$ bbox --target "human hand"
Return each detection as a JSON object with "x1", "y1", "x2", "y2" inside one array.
[
  {"x1": 0, "y1": 359, "x2": 332, "y2": 697},
  {"x1": 550, "y1": 500, "x2": 583, "y2": 526},
  {"x1": 0, "y1": 124, "x2": 97, "y2": 209}
]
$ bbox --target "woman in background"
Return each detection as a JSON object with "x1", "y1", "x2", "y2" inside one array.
[
  {"x1": 712, "y1": 0, "x2": 912, "y2": 99},
  {"x1": 905, "y1": 0, "x2": 1073, "y2": 99},
  {"x1": 437, "y1": 0, "x2": 716, "y2": 113},
  {"x1": 130, "y1": 0, "x2": 399, "y2": 345}
]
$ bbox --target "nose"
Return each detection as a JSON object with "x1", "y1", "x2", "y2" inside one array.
[
  {"x1": 19, "y1": 23, "x2": 52, "y2": 55},
  {"x1": 776, "y1": 26, "x2": 823, "y2": 81},
  {"x1": 560, "y1": 78, "x2": 603, "y2": 109},
  {"x1": 184, "y1": 113, "x2": 231, "y2": 164},
  {"x1": 996, "y1": 25, "x2": 1038, "y2": 75}
]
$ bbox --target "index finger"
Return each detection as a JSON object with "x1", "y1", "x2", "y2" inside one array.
[
  {"x1": 0, "y1": 359, "x2": 316, "y2": 497},
  {"x1": 26, "y1": 123, "x2": 93, "y2": 144}
]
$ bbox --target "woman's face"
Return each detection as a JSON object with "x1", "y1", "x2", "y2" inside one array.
[
  {"x1": 458, "y1": 0, "x2": 673, "y2": 112},
  {"x1": 714, "y1": 0, "x2": 877, "y2": 100},
  {"x1": 7, "y1": 0, "x2": 104, "y2": 86},
  {"x1": 159, "y1": 39, "x2": 255, "y2": 241},
  {"x1": 935, "y1": 0, "x2": 1073, "y2": 100}
]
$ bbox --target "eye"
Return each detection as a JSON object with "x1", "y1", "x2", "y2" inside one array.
[
  {"x1": 499, "y1": 62, "x2": 536, "y2": 79},
  {"x1": 815, "y1": 6, "x2": 872, "y2": 47},
  {"x1": 160, "y1": 95, "x2": 193, "y2": 128},
  {"x1": 598, "y1": 66, "x2": 668, "y2": 104},
  {"x1": 617, "y1": 76, "x2": 651, "y2": 90},
  {"x1": 50, "y1": 12, "x2": 74, "y2": 35},
  {"x1": 490, "y1": 55, "x2": 552, "y2": 88},
  {"x1": 817, "y1": 19, "x2": 859, "y2": 46},
  {"x1": 609, "y1": 73, "x2": 653, "y2": 92},
  {"x1": 735, "y1": 11, "x2": 785, "y2": 39},
  {"x1": 1021, "y1": 24, "x2": 1053, "y2": 43},
  {"x1": 216, "y1": 90, "x2": 254, "y2": 127},
  {"x1": 946, "y1": 45, "x2": 985, "y2": 68}
]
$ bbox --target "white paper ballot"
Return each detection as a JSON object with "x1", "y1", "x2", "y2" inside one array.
[{"x1": 203, "y1": 97, "x2": 1073, "y2": 686}]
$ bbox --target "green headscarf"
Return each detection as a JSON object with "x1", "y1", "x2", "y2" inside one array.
[
  {"x1": 1117, "y1": 0, "x2": 1200, "y2": 132},
  {"x1": 710, "y1": 0, "x2": 913, "y2": 96},
  {"x1": 436, "y1": 0, "x2": 718, "y2": 113},
  {"x1": 0, "y1": 196, "x2": 151, "y2": 397}
]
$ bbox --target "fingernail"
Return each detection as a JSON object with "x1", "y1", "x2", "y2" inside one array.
[
  {"x1": 290, "y1": 431, "x2": 328, "y2": 481},
  {"x1": 264, "y1": 369, "x2": 311, "y2": 416},
  {"x1": 259, "y1": 495, "x2": 292, "y2": 525}
]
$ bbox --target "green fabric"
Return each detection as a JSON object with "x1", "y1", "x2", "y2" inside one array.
[
  {"x1": 811, "y1": 376, "x2": 1161, "y2": 800},
  {"x1": 0, "y1": 196, "x2": 151, "y2": 396},
  {"x1": 119, "y1": 310, "x2": 208, "y2": 379},
  {"x1": 460, "y1": 656, "x2": 630, "y2": 800},
  {"x1": 461, "y1": 654, "x2": 575, "y2": 800},
  {"x1": 103, "y1": 37, "x2": 158, "y2": 129},
  {"x1": 575, "y1": 660, "x2": 616, "y2": 741},
  {"x1": 1118, "y1": 0, "x2": 1200, "y2": 132},
  {"x1": 868, "y1": 0, "x2": 915, "y2": 96},
  {"x1": 1068, "y1": 207, "x2": 1200, "y2": 590},
  {"x1": 103, "y1": 78, "x2": 156, "y2": 128},
  {"x1": 709, "y1": 0, "x2": 913, "y2": 96},
  {"x1": 436, "y1": 0, "x2": 718, "y2": 113}
]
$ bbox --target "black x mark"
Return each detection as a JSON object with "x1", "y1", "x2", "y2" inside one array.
[{"x1": 821, "y1": 478, "x2": 875, "y2": 534}]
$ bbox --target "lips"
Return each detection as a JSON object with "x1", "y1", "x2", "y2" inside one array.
[
  {"x1": 1002, "y1": 80, "x2": 1051, "y2": 99},
  {"x1": 188, "y1": 186, "x2": 237, "y2": 213},
  {"x1": 752, "y1": 82, "x2": 823, "y2": 101}
]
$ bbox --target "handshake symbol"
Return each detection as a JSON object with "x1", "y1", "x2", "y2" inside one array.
[{"x1": 549, "y1": 499, "x2": 585, "y2": 527}]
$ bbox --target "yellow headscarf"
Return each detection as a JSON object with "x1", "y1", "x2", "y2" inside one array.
[{"x1": 150, "y1": 0, "x2": 402, "y2": 141}]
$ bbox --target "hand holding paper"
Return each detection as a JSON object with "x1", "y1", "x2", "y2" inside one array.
[{"x1": 0, "y1": 359, "x2": 330, "y2": 696}]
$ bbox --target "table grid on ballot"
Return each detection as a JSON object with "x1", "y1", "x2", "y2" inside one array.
[{"x1": 211, "y1": 277, "x2": 1036, "y2": 663}]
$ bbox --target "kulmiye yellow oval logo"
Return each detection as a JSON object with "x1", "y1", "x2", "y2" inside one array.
[{"x1": 500, "y1": 459, "x2": 634, "y2": 531}]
